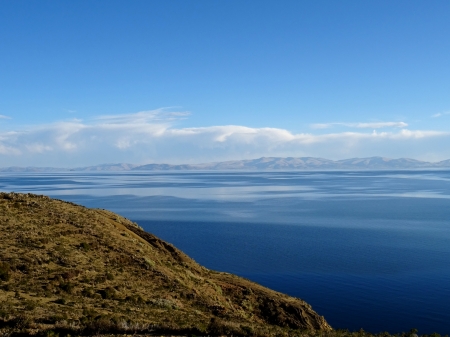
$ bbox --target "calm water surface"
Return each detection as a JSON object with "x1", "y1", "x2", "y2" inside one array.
[{"x1": 1, "y1": 170, "x2": 450, "y2": 334}]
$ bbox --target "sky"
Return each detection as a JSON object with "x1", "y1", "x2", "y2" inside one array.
[{"x1": 1, "y1": 0, "x2": 450, "y2": 167}]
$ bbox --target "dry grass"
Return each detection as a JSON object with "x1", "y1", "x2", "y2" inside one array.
[{"x1": 0, "y1": 192, "x2": 331, "y2": 336}]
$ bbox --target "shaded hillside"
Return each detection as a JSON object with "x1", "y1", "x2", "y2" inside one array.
[{"x1": 0, "y1": 192, "x2": 330, "y2": 336}]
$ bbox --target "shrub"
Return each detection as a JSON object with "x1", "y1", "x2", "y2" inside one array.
[
  {"x1": 61, "y1": 270, "x2": 78, "y2": 280},
  {"x1": 1, "y1": 283, "x2": 11, "y2": 291},
  {"x1": 59, "y1": 282, "x2": 74, "y2": 294},
  {"x1": 24, "y1": 300, "x2": 37, "y2": 310},
  {"x1": 84, "y1": 316, "x2": 116, "y2": 334},
  {"x1": 81, "y1": 287, "x2": 95, "y2": 297},
  {"x1": 16, "y1": 263, "x2": 30, "y2": 274},
  {"x1": 125, "y1": 294, "x2": 144, "y2": 304},
  {"x1": 207, "y1": 317, "x2": 241, "y2": 336},
  {"x1": 81, "y1": 308, "x2": 98, "y2": 323},
  {"x1": 46, "y1": 330, "x2": 60, "y2": 337},
  {"x1": 55, "y1": 298, "x2": 66, "y2": 305},
  {"x1": 95, "y1": 275, "x2": 106, "y2": 283},
  {"x1": 79, "y1": 242, "x2": 90, "y2": 251},
  {"x1": 0, "y1": 262, "x2": 11, "y2": 281},
  {"x1": 98, "y1": 287, "x2": 117, "y2": 300},
  {"x1": 241, "y1": 325, "x2": 254, "y2": 336}
]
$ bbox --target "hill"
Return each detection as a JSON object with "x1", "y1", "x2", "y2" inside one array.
[
  {"x1": 0, "y1": 192, "x2": 330, "y2": 336},
  {"x1": 134, "y1": 157, "x2": 450, "y2": 170},
  {"x1": 2, "y1": 156, "x2": 450, "y2": 172}
]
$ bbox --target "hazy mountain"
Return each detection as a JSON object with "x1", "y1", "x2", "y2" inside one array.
[
  {"x1": 0, "y1": 163, "x2": 138, "y2": 173},
  {"x1": 135, "y1": 163, "x2": 193, "y2": 170},
  {"x1": 335, "y1": 157, "x2": 437, "y2": 169},
  {"x1": 2, "y1": 157, "x2": 450, "y2": 172},
  {"x1": 71, "y1": 163, "x2": 139, "y2": 171},
  {"x1": 0, "y1": 166, "x2": 68, "y2": 172},
  {"x1": 133, "y1": 157, "x2": 450, "y2": 171},
  {"x1": 435, "y1": 159, "x2": 450, "y2": 167}
]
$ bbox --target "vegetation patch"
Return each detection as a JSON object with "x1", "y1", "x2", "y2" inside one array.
[{"x1": 0, "y1": 262, "x2": 11, "y2": 281}]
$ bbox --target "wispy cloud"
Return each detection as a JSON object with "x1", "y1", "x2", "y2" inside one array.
[
  {"x1": 432, "y1": 111, "x2": 450, "y2": 118},
  {"x1": 0, "y1": 115, "x2": 11, "y2": 120},
  {"x1": 0, "y1": 109, "x2": 449, "y2": 166},
  {"x1": 94, "y1": 109, "x2": 190, "y2": 124},
  {"x1": 310, "y1": 121, "x2": 408, "y2": 129}
]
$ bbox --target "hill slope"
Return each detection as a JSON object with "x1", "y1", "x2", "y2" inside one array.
[{"x1": 0, "y1": 192, "x2": 330, "y2": 336}]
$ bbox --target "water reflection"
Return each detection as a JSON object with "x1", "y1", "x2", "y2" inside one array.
[{"x1": 2, "y1": 170, "x2": 450, "y2": 201}]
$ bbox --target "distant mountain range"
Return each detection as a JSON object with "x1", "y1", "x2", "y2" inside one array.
[{"x1": 2, "y1": 157, "x2": 450, "y2": 172}]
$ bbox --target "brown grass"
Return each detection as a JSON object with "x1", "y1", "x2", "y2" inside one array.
[{"x1": 0, "y1": 192, "x2": 330, "y2": 336}]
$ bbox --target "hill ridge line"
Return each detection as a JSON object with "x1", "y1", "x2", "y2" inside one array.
[{"x1": 2, "y1": 156, "x2": 450, "y2": 172}]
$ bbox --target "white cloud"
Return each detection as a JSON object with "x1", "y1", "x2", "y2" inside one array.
[
  {"x1": 309, "y1": 123, "x2": 332, "y2": 129},
  {"x1": 432, "y1": 111, "x2": 450, "y2": 118},
  {"x1": 94, "y1": 109, "x2": 190, "y2": 124},
  {"x1": 25, "y1": 143, "x2": 53, "y2": 153},
  {"x1": 0, "y1": 115, "x2": 11, "y2": 120},
  {"x1": 0, "y1": 109, "x2": 449, "y2": 166},
  {"x1": 353, "y1": 122, "x2": 408, "y2": 128},
  {"x1": 0, "y1": 146, "x2": 20, "y2": 155},
  {"x1": 310, "y1": 121, "x2": 408, "y2": 129}
]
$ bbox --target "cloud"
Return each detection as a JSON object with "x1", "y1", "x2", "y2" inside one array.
[
  {"x1": 25, "y1": 143, "x2": 53, "y2": 153},
  {"x1": 94, "y1": 109, "x2": 190, "y2": 124},
  {"x1": 310, "y1": 121, "x2": 408, "y2": 129},
  {"x1": 0, "y1": 115, "x2": 11, "y2": 120},
  {"x1": 432, "y1": 111, "x2": 450, "y2": 118},
  {"x1": 0, "y1": 109, "x2": 449, "y2": 166}
]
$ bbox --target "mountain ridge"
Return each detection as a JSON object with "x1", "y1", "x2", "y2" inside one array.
[{"x1": 2, "y1": 156, "x2": 450, "y2": 172}]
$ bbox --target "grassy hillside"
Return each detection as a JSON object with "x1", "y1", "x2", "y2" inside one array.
[{"x1": 0, "y1": 192, "x2": 330, "y2": 336}]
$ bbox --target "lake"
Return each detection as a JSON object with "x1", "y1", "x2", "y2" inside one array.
[{"x1": 1, "y1": 170, "x2": 450, "y2": 334}]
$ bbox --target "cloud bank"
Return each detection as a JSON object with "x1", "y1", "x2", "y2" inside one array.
[{"x1": 0, "y1": 109, "x2": 449, "y2": 167}]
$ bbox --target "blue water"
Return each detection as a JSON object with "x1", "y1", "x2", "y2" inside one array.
[{"x1": 1, "y1": 170, "x2": 450, "y2": 334}]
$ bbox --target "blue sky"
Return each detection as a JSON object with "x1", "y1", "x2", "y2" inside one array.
[{"x1": 1, "y1": 0, "x2": 450, "y2": 166}]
